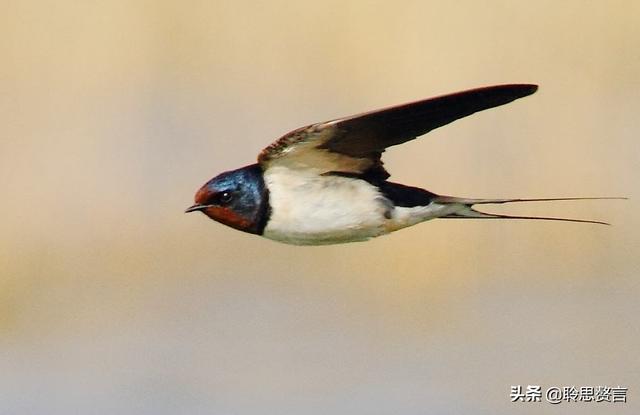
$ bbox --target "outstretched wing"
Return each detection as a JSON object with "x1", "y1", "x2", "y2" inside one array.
[{"x1": 258, "y1": 84, "x2": 538, "y2": 179}]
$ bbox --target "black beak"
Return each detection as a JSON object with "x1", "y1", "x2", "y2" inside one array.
[{"x1": 185, "y1": 204, "x2": 206, "y2": 213}]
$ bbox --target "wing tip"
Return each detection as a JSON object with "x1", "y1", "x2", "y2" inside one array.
[
  {"x1": 518, "y1": 83, "x2": 538, "y2": 96},
  {"x1": 487, "y1": 83, "x2": 539, "y2": 98}
]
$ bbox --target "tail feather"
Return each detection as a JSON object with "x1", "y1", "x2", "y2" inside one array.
[
  {"x1": 432, "y1": 196, "x2": 626, "y2": 225},
  {"x1": 442, "y1": 205, "x2": 610, "y2": 225},
  {"x1": 434, "y1": 196, "x2": 626, "y2": 205}
]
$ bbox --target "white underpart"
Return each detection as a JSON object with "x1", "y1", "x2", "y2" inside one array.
[{"x1": 262, "y1": 166, "x2": 465, "y2": 245}]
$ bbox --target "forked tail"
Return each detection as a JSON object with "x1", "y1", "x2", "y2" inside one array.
[{"x1": 433, "y1": 196, "x2": 627, "y2": 225}]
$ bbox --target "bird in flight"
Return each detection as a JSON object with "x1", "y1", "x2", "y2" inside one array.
[{"x1": 186, "y1": 84, "x2": 618, "y2": 245}]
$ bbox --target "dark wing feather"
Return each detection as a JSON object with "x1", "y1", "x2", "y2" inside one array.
[
  {"x1": 258, "y1": 84, "x2": 538, "y2": 177},
  {"x1": 322, "y1": 84, "x2": 538, "y2": 157}
]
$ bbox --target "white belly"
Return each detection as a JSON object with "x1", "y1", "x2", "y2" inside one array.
[
  {"x1": 262, "y1": 167, "x2": 391, "y2": 245},
  {"x1": 262, "y1": 167, "x2": 462, "y2": 245}
]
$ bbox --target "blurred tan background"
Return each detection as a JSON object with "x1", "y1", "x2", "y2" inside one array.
[{"x1": 1, "y1": 1, "x2": 639, "y2": 414}]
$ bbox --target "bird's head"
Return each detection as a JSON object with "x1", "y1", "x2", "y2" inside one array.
[{"x1": 186, "y1": 164, "x2": 270, "y2": 234}]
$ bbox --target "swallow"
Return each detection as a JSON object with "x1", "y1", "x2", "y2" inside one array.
[{"x1": 186, "y1": 84, "x2": 620, "y2": 245}]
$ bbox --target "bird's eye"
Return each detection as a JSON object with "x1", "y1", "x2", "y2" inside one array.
[{"x1": 219, "y1": 191, "x2": 233, "y2": 204}]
